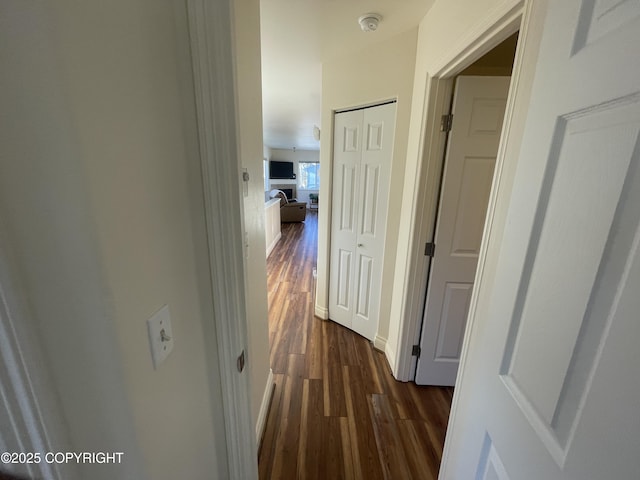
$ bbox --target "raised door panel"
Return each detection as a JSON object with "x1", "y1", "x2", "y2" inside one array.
[
  {"x1": 574, "y1": 0, "x2": 640, "y2": 51},
  {"x1": 468, "y1": 98, "x2": 507, "y2": 136},
  {"x1": 359, "y1": 163, "x2": 380, "y2": 236},
  {"x1": 344, "y1": 124, "x2": 359, "y2": 152},
  {"x1": 338, "y1": 163, "x2": 358, "y2": 232},
  {"x1": 476, "y1": 436, "x2": 510, "y2": 480},
  {"x1": 336, "y1": 249, "x2": 353, "y2": 309},
  {"x1": 355, "y1": 254, "x2": 373, "y2": 318},
  {"x1": 450, "y1": 156, "x2": 496, "y2": 257},
  {"x1": 501, "y1": 98, "x2": 640, "y2": 462},
  {"x1": 434, "y1": 282, "x2": 474, "y2": 360}
]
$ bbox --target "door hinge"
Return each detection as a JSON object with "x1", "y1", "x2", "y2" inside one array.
[
  {"x1": 424, "y1": 242, "x2": 435, "y2": 257},
  {"x1": 412, "y1": 345, "x2": 421, "y2": 358},
  {"x1": 237, "y1": 350, "x2": 245, "y2": 373},
  {"x1": 440, "y1": 113, "x2": 453, "y2": 132}
]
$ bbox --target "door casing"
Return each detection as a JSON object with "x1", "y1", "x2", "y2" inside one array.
[
  {"x1": 415, "y1": 75, "x2": 511, "y2": 386},
  {"x1": 187, "y1": 0, "x2": 257, "y2": 477},
  {"x1": 392, "y1": 2, "x2": 526, "y2": 382}
]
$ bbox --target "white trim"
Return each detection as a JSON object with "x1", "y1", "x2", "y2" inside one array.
[
  {"x1": 433, "y1": 0, "x2": 523, "y2": 77},
  {"x1": 392, "y1": 1, "x2": 524, "y2": 382},
  {"x1": 265, "y1": 198, "x2": 281, "y2": 257},
  {"x1": 384, "y1": 341, "x2": 397, "y2": 374},
  {"x1": 255, "y1": 369, "x2": 274, "y2": 448},
  {"x1": 186, "y1": 1, "x2": 257, "y2": 478},
  {"x1": 0, "y1": 286, "x2": 59, "y2": 480},
  {"x1": 314, "y1": 304, "x2": 329, "y2": 320},
  {"x1": 391, "y1": 78, "x2": 453, "y2": 381},
  {"x1": 373, "y1": 334, "x2": 387, "y2": 352},
  {"x1": 0, "y1": 239, "x2": 71, "y2": 479}
]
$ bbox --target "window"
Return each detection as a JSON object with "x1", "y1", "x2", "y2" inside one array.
[
  {"x1": 263, "y1": 159, "x2": 269, "y2": 191},
  {"x1": 298, "y1": 162, "x2": 320, "y2": 190}
]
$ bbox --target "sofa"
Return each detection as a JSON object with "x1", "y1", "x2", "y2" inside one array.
[{"x1": 270, "y1": 189, "x2": 307, "y2": 223}]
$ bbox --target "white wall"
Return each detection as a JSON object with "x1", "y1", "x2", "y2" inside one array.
[
  {"x1": 269, "y1": 148, "x2": 319, "y2": 205},
  {"x1": 233, "y1": 0, "x2": 272, "y2": 438},
  {"x1": 316, "y1": 28, "x2": 418, "y2": 341},
  {"x1": 0, "y1": 1, "x2": 230, "y2": 478}
]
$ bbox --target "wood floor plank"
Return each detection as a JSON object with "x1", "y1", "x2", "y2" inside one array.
[
  {"x1": 370, "y1": 393, "x2": 413, "y2": 480},
  {"x1": 267, "y1": 281, "x2": 288, "y2": 332},
  {"x1": 414, "y1": 387, "x2": 451, "y2": 449},
  {"x1": 304, "y1": 314, "x2": 323, "y2": 379},
  {"x1": 272, "y1": 356, "x2": 305, "y2": 479},
  {"x1": 320, "y1": 416, "x2": 346, "y2": 479},
  {"x1": 270, "y1": 322, "x2": 290, "y2": 374},
  {"x1": 284, "y1": 293, "x2": 308, "y2": 355},
  {"x1": 355, "y1": 337, "x2": 384, "y2": 394},
  {"x1": 409, "y1": 384, "x2": 453, "y2": 425},
  {"x1": 342, "y1": 366, "x2": 363, "y2": 480},
  {"x1": 397, "y1": 419, "x2": 440, "y2": 480},
  {"x1": 339, "y1": 416, "x2": 355, "y2": 480},
  {"x1": 259, "y1": 211, "x2": 453, "y2": 480},
  {"x1": 372, "y1": 349, "x2": 412, "y2": 419},
  {"x1": 296, "y1": 379, "x2": 309, "y2": 478},
  {"x1": 323, "y1": 321, "x2": 347, "y2": 417},
  {"x1": 346, "y1": 366, "x2": 384, "y2": 479},
  {"x1": 302, "y1": 378, "x2": 325, "y2": 479},
  {"x1": 337, "y1": 323, "x2": 359, "y2": 366}
]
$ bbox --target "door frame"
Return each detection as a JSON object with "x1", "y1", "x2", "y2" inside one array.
[
  {"x1": 0, "y1": 235, "x2": 74, "y2": 480},
  {"x1": 393, "y1": 2, "x2": 525, "y2": 382},
  {"x1": 186, "y1": 0, "x2": 257, "y2": 478},
  {"x1": 415, "y1": 75, "x2": 513, "y2": 385}
]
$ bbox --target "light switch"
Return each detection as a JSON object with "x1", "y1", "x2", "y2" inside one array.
[{"x1": 147, "y1": 305, "x2": 174, "y2": 369}]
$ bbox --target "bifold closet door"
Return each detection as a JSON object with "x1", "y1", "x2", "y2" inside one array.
[{"x1": 329, "y1": 102, "x2": 396, "y2": 341}]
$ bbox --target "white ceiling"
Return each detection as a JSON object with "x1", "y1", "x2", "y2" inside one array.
[{"x1": 259, "y1": 0, "x2": 434, "y2": 151}]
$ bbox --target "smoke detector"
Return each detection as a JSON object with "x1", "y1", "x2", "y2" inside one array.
[{"x1": 358, "y1": 13, "x2": 382, "y2": 32}]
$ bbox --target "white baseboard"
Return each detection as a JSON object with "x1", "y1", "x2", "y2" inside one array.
[
  {"x1": 266, "y1": 232, "x2": 281, "y2": 258},
  {"x1": 384, "y1": 341, "x2": 398, "y2": 379},
  {"x1": 373, "y1": 334, "x2": 387, "y2": 352},
  {"x1": 314, "y1": 304, "x2": 329, "y2": 320},
  {"x1": 255, "y1": 369, "x2": 274, "y2": 447}
]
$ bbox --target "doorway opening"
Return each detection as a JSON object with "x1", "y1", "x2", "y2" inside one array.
[
  {"x1": 258, "y1": 5, "x2": 525, "y2": 477},
  {"x1": 413, "y1": 32, "x2": 519, "y2": 386}
]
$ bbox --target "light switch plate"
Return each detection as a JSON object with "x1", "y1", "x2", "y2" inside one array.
[{"x1": 147, "y1": 305, "x2": 174, "y2": 369}]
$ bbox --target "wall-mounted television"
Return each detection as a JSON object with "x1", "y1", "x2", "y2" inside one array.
[{"x1": 269, "y1": 160, "x2": 295, "y2": 179}]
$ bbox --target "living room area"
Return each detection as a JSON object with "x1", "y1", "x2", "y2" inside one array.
[{"x1": 263, "y1": 147, "x2": 319, "y2": 255}]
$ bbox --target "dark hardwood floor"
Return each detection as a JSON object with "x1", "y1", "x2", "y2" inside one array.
[{"x1": 259, "y1": 210, "x2": 454, "y2": 479}]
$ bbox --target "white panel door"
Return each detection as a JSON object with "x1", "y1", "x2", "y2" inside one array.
[
  {"x1": 329, "y1": 103, "x2": 396, "y2": 341},
  {"x1": 416, "y1": 76, "x2": 510, "y2": 386},
  {"x1": 442, "y1": 1, "x2": 640, "y2": 479}
]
